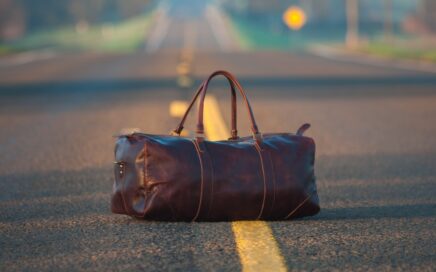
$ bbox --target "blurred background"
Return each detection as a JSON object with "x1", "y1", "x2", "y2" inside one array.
[
  {"x1": 0, "y1": 0, "x2": 435, "y2": 59},
  {"x1": 1, "y1": 1, "x2": 435, "y2": 271}
]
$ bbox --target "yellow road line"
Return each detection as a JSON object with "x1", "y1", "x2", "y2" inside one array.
[
  {"x1": 169, "y1": 100, "x2": 190, "y2": 137},
  {"x1": 232, "y1": 221, "x2": 287, "y2": 272},
  {"x1": 169, "y1": 100, "x2": 189, "y2": 118},
  {"x1": 203, "y1": 95, "x2": 288, "y2": 272},
  {"x1": 203, "y1": 96, "x2": 230, "y2": 141}
]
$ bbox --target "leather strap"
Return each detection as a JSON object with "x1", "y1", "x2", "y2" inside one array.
[
  {"x1": 173, "y1": 81, "x2": 205, "y2": 136},
  {"x1": 174, "y1": 71, "x2": 262, "y2": 144},
  {"x1": 197, "y1": 71, "x2": 260, "y2": 141},
  {"x1": 174, "y1": 77, "x2": 238, "y2": 139},
  {"x1": 254, "y1": 144, "x2": 276, "y2": 219},
  {"x1": 191, "y1": 139, "x2": 214, "y2": 221}
]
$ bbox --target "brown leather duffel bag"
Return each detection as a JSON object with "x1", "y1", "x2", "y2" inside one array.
[{"x1": 111, "y1": 70, "x2": 320, "y2": 221}]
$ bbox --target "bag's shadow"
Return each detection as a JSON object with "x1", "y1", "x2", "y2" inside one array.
[{"x1": 306, "y1": 203, "x2": 435, "y2": 221}]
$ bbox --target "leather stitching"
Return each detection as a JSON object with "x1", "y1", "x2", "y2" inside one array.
[
  {"x1": 284, "y1": 194, "x2": 312, "y2": 219},
  {"x1": 191, "y1": 139, "x2": 204, "y2": 222},
  {"x1": 139, "y1": 144, "x2": 148, "y2": 217},
  {"x1": 253, "y1": 143, "x2": 267, "y2": 220},
  {"x1": 119, "y1": 163, "x2": 129, "y2": 216},
  {"x1": 115, "y1": 140, "x2": 129, "y2": 215},
  {"x1": 205, "y1": 148, "x2": 215, "y2": 219},
  {"x1": 267, "y1": 153, "x2": 277, "y2": 218}
]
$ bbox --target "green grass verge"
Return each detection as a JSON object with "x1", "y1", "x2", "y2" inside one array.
[
  {"x1": 228, "y1": 15, "x2": 296, "y2": 50},
  {"x1": 3, "y1": 11, "x2": 156, "y2": 53},
  {"x1": 227, "y1": 14, "x2": 346, "y2": 51},
  {"x1": 358, "y1": 42, "x2": 436, "y2": 62},
  {"x1": 229, "y1": 16, "x2": 289, "y2": 50},
  {"x1": 0, "y1": 45, "x2": 15, "y2": 55}
]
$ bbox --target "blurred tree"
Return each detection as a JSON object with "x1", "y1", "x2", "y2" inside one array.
[
  {"x1": 0, "y1": 0, "x2": 150, "y2": 40},
  {"x1": 0, "y1": 0, "x2": 26, "y2": 41},
  {"x1": 18, "y1": 0, "x2": 73, "y2": 31},
  {"x1": 421, "y1": 0, "x2": 436, "y2": 32}
]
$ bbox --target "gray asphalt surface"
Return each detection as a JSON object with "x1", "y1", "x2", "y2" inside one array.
[{"x1": 1, "y1": 4, "x2": 436, "y2": 272}]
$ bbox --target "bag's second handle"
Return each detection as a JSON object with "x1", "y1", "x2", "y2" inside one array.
[
  {"x1": 173, "y1": 70, "x2": 262, "y2": 144},
  {"x1": 173, "y1": 73, "x2": 238, "y2": 139}
]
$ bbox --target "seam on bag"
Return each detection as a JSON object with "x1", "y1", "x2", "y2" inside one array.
[
  {"x1": 141, "y1": 139, "x2": 175, "y2": 219},
  {"x1": 205, "y1": 149, "x2": 215, "y2": 219},
  {"x1": 191, "y1": 140, "x2": 204, "y2": 222},
  {"x1": 143, "y1": 142, "x2": 149, "y2": 188},
  {"x1": 268, "y1": 153, "x2": 277, "y2": 218},
  {"x1": 253, "y1": 144, "x2": 267, "y2": 220},
  {"x1": 115, "y1": 140, "x2": 128, "y2": 215},
  {"x1": 139, "y1": 143, "x2": 148, "y2": 217},
  {"x1": 119, "y1": 163, "x2": 129, "y2": 216},
  {"x1": 284, "y1": 194, "x2": 312, "y2": 219}
]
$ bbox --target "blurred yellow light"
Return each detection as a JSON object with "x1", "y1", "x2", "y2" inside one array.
[{"x1": 283, "y1": 6, "x2": 307, "y2": 30}]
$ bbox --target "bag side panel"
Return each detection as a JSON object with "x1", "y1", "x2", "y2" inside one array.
[
  {"x1": 111, "y1": 136, "x2": 147, "y2": 217},
  {"x1": 202, "y1": 141, "x2": 265, "y2": 221},
  {"x1": 142, "y1": 136, "x2": 202, "y2": 221},
  {"x1": 266, "y1": 135, "x2": 320, "y2": 219}
]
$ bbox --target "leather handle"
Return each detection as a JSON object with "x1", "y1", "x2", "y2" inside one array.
[
  {"x1": 174, "y1": 71, "x2": 261, "y2": 144},
  {"x1": 173, "y1": 75, "x2": 238, "y2": 139},
  {"x1": 196, "y1": 71, "x2": 261, "y2": 142}
]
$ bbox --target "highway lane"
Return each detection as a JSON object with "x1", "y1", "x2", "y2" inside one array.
[
  {"x1": 1, "y1": 4, "x2": 436, "y2": 271},
  {"x1": 0, "y1": 51, "x2": 243, "y2": 271},
  {"x1": 1, "y1": 50, "x2": 435, "y2": 271},
  {"x1": 202, "y1": 52, "x2": 436, "y2": 271}
]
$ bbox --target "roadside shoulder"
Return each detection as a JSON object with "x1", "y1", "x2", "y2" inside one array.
[{"x1": 309, "y1": 45, "x2": 436, "y2": 74}]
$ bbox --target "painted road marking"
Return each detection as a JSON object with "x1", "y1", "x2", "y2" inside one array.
[
  {"x1": 145, "y1": 5, "x2": 171, "y2": 53},
  {"x1": 183, "y1": 21, "x2": 197, "y2": 54},
  {"x1": 176, "y1": 73, "x2": 193, "y2": 88},
  {"x1": 0, "y1": 50, "x2": 56, "y2": 67},
  {"x1": 171, "y1": 24, "x2": 285, "y2": 267},
  {"x1": 175, "y1": 22, "x2": 197, "y2": 88},
  {"x1": 205, "y1": 5, "x2": 236, "y2": 52},
  {"x1": 232, "y1": 221, "x2": 287, "y2": 272},
  {"x1": 169, "y1": 101, "x2": 189, "y2": 118},
  {"x1": 169, "y1": 101, "x2": 190, "y2": 137},
  {"x1": 203, "y1": 96, "x2": 288, "y2": 272},
  {"x1": 203, "y1": 96, "x2": 230, "y2": 141}
]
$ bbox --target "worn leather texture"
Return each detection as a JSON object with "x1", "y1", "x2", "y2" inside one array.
[{"x1": 111, "y1": 71, "x2": 320, "y2": 221}]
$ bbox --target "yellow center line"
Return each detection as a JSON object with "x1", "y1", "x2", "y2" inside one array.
[
  {"x1": 169, "y1": 100, "x2": 190, "y2": 136},
  {"x1": 231, "y1": 221, "x2": 287, "y2": 272},
  {"x1": 169, "y1": 100, "x2": 189, "y2": 118},
  {"x1": 203, "y1": 96, "x2": 230, "y2": 140},
  {"x1": 203, "y1": 95, "x2": 288, "y2": 272}
]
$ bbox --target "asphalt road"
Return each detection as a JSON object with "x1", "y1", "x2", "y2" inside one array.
[{"x1": 1, "y1": 5, "x2": 436, "y2": 272}]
